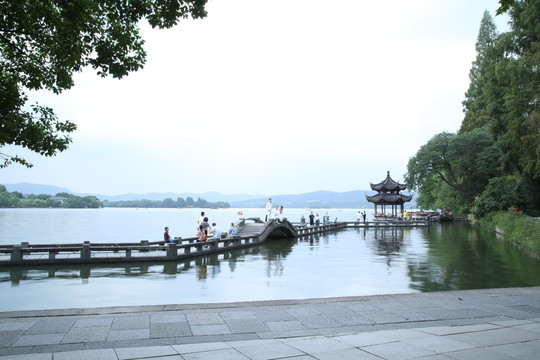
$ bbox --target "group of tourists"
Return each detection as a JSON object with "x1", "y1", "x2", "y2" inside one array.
[
  {"x1": 194, "y1": 211, "x2": 238, "y2": 242},
  {"x1": 265, "y1": 198, "x2": 284, "y2": 223},
  {"x1": 163, "y1": 211, "x2": 239, "y2": 244},
  {"x1": 301, "y1": 212, "x2": 338, "y2": 227},
  {"x1": 357, "y1": 211, "x2": 367, "y2": 223}
]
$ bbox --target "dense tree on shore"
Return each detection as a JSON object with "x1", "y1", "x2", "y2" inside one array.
[
  {"x1": 0, "y1": 0, "x2": 208, "y2": 169},
  {"x1": 406, "y1": 0, "x2": 540, "y2": 216},
  {"x1": 0, "y1": 185, "x2": 102, "y2": 208},
  {"x1": 102, "y1": 197, "x2": 229, "y2": 209}
]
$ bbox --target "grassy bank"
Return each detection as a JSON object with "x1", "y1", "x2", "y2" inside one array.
[{"x1": 480, "y1": 211, "x2": 540, "y2": 259}]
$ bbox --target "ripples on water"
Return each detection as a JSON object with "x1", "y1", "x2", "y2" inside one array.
[{"x1": 1, "y1": 208, "x2": 539, "y2": 311}]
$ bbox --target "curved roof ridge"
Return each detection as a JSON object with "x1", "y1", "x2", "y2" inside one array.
[{"x1": 370, "y1": 171, "x2": 407, "y2": 191}]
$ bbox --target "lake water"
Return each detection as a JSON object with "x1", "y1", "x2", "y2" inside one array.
[{"x1": 1, "y1": 208, "x2": 539, "y2": 312}]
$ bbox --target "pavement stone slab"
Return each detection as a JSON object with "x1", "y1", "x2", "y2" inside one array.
[
  {"x1": 53, "y1": 349, "x2": 117, "y2": 360},
  {"x1": 358, "y1": 310, "x2": 408, "y2": 324},
  {"x1": 252, "y1": 308, "x2": 295, "y2": 322},
  {"x1": 333, "y1": 315, "x2": 375, "y2": 326},
  {"x1": 293, "y1": 314, "x2": 342, "y2": 329},
  {"x1": 61, "y1": 325, "x2": 109, "y2": 343},
  {"x1": 180, "y1": 348, "x2": 250, "y2": 360},
  {"x1": 26, "y1": 319, "x2": 75, "y2": 335},
  {"x1": 283, "y1": 335, "x2": 353, "y2": 354},
  {"x1": 111, "y1": 316, "x2": 149, "y2": 330},
  {"x1": 362, "y1": 340, "x2": 437, "y2": 360},
  {"x1": 0, "y1": 354, "x2": 53, "y2": 360},
  {"x1": 185, "y1": 313, "x2": 224, "y2": 326},
  {"x1": 489, "y1": 340, "x2": 540, "y2": 359},
  {"x1": 150, "y1": 321, "x2": 191, "y2": 338},
  {"x1": 264, "y1": 320, "x2": 307, "y2": 332},
  {"x1": 115, "y1": 345, "x2": 177, "y2": 360},
  {"x1": 73, "y1": 317, "x2": 114, "y2": 328},
  {"x1": 417, "y1": 324, "x2": 502, "y2": 336},
  {"x1": 447, "y1": 327, "x2": 540, "y2": 347},
  {"x1": 0, "y1": 322, "x2": 37, "y2": 332},
  {"x1": 150, "y1": 313, "x2": 187, "y2": 324},
  {"x1": 443, "y1": 346, "x2": 516, "y2": 360},
  {"x1": 106, "y1": 328, "x2": 150, "y2": 342},
  {"x1": 0, "y1": 331, "x2": 25, "y2": 347},
  {"x1": 190, "y1": 324, "x2": 231, "y2": 336},
  {"x1": 172, "y1": 341, "x2": 231, "y2": 354},
  {"x1": 224, "y1": 319, "x2": 270, "y2": 334},
  {"x1": 13, "y1": 333, "x2": 65, "y2": 347},
  {"x1": 311, "y1": 347, "x2": 382, "y2": 360},
  {"x1": 229, "y1": 339, "x2": 305, "y2": 360},
  {"x1": 332, "y1": 332, "x2": 396, "y2": 347},
  {"x1": 220, "y1": 310, "x2": 258, "y2": 321}
]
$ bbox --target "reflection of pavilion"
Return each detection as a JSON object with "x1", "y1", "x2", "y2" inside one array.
[{"x1": 366, "y1": 171, "x2": 412, "y2": 218}]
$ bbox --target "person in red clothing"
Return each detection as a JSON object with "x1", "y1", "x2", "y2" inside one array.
[{"x1": 164, "y1": 227, "x2": 173, "y2": 243}]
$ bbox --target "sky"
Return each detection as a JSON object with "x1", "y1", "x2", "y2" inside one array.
[{"x1": 1, "y1": 0, "x2": 511, "y2": 196}]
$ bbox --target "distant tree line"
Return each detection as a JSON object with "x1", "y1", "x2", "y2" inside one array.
[
  {"x1": 0, "y1": 185, "x2": 102, "y2": 208},
  {"x1": 103, "y1": 197, "x2": 230, "y2": 209}
]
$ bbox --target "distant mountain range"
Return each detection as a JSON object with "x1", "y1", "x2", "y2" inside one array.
[{"x1": 4, "y1": 182, "x2": 416, "y2": 209}]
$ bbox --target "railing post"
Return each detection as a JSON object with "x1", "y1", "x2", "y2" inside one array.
[
  {"x1": 126, "y1": 249, "x2": 132, "y2": 258},
  {"x1": 167, "y1": 243, "x2": 177, "y2": 258},
  {"x1": 11, "y1": 245, "x2": 22, "y2": 263},
  {"x1": 141, "y1": 240, "x2": 149, "y2": 252},
  {"x1": 81, "y1": 243, "x2": 91, "y2": 262}
]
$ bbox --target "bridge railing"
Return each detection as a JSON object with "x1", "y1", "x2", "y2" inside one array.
[
  {"x1": 0, "y1": 218, "x2": 430, "y2": 266},
  {"x1": 0, "y1": 232, "x2": 270, "y2": 266}
]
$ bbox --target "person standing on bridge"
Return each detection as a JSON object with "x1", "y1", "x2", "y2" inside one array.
[
  {"x1": 265, "y1": 198, "x2": 272, "y2": 222},
  {"x1": 197, "y1": 212, "x2": 205, "y2": 227},
  {"x1": 309, "y1": 211, "x2": 315, "y2": 227},
  {"x1": 201, "y1": 217, "x2": 212, "y2": 235}
]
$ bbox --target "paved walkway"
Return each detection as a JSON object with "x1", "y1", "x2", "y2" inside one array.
[{"x1": 0, "y1": 287, "x2": 539, "y2": 359}]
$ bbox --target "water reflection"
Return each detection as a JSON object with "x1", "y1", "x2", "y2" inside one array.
[
  {"x1": 1, "y1": 237, "x2": 297, "y2": 285},
  {"x1": 1, "y1": 224, "x2": 540, "y2": 312},
  {"x1": 407, "y1": 223, "x2": 540, "y2": 292}
]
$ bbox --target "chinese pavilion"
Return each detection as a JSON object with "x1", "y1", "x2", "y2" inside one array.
[{"x1": 366, "y1": 171, "x2": 412, "y2": 218}]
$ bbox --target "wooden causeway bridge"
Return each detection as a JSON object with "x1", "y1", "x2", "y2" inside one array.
[{"x1": 0, "y1": 217, "x2": 429, "y2": 266}]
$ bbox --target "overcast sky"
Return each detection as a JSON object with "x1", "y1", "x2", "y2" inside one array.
[{"x1": 2, "y1": 0, "x2": 510, "y2": 196}]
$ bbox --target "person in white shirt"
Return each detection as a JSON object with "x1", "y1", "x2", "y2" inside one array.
[
  {"x1": 265, "y1": 198, "x2": 272, "y2": 221},
  {"x1": 211, "y1": 222, "x2": 221, "y2": 240},
  {"x1": 277, "y1": 206, "x2": 284, "y2": 223},
  {"x1": 197, "y1": 211, "x2": 205, "y2": 227}
]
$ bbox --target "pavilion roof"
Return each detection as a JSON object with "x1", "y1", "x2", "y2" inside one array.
[
  {"x1": 370, "y1": 171, "x2": 407, "y2": 192},
  {"x1": 365, "y1": 193, "x2": 413, "y2": 204}
]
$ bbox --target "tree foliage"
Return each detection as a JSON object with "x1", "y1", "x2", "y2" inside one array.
[
  {"x1": 0, "y1": 0, "x2": 208, "y2": 168},
  {"x1": 405, "y1": 127, "x2": 501, "y2": 214},
  {"x1": 408, "y1": 0, "x2": 540, "y2": 216},
  {"x1": 0, "y1": 185, "x2": 102, "y2": 208},
  {"x1": 102, "y1": 197, "x2": 229, "y2": 209}
]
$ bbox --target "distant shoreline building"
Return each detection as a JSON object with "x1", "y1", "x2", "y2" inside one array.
[{"x1": 366, "y1": 171, "x2": 412, "y2": 218}]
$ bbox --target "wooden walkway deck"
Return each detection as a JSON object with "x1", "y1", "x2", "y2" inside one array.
[{"x1": 0, "y1": 218, "x2": 430, "y2": 267}]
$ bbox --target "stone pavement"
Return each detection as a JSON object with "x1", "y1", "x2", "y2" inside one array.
[{"x1": 0, "y1": 287, "x2": 539, "y2": 359}]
